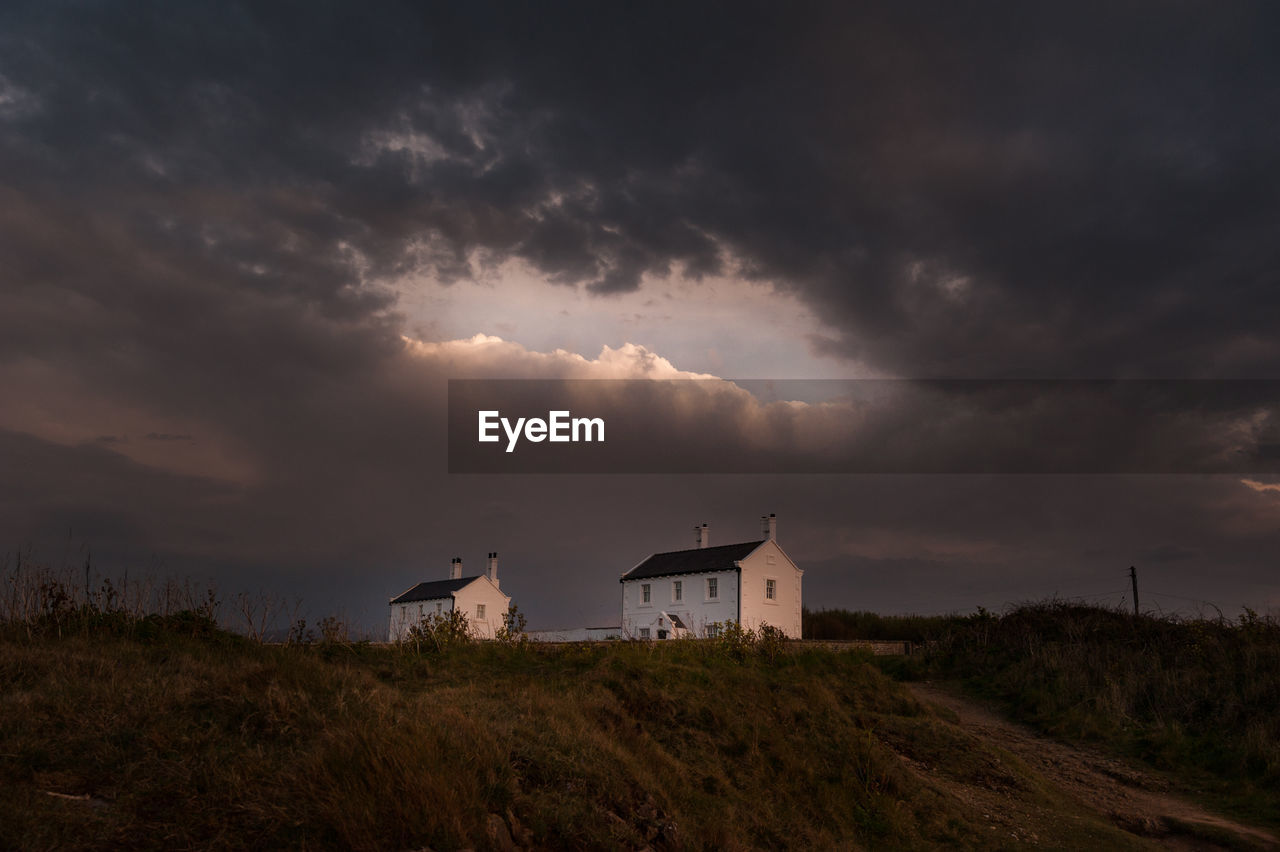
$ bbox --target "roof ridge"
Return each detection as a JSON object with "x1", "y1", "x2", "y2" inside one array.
[
  {"x1": 388, "y1": 574, "x2": 486, "y2": 604},
  {"x1": 650, "y1": 539, "x2": 765, "y2": 557}
]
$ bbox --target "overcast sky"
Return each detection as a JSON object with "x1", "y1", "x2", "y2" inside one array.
[{"x1": 2, "y1": 3, "x2": 1279, "y2": 634}]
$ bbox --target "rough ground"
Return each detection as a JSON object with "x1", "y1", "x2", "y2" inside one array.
[{"x1": 908, "y1": 682, "x2": 1279, "y2": 850}]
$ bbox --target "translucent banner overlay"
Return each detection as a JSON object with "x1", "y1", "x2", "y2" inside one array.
[{"x1": 448, "y1": 379, "x2": 1280, "y2": 474}]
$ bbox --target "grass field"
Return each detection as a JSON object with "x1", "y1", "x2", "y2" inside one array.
[
  {"x1": 2, "y1": 578, "x2": 1160, "y2": 851},
  {"x1": 0, "y1": 627, "x2": 1000, "y2": 849},
  {"x1": 4, "y1": 561, "x2": 1275, "y2": 849},
  {"x1": 818, "y1": 602, "x2": 1280, "y2": 830}
]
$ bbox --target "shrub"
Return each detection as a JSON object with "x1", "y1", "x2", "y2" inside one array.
[
  {"x1": 318, "y1": 615, "x2": 350, "y2": 644},
  {"x1": 402, "y1": 608, "x2": 473, "y2": 652},
  {"x1": 705, "y1": 621, "x2": 790, "y2": 662},
  {"x1": 494, "y1": 604, "x2": 528, "y2": 644}
]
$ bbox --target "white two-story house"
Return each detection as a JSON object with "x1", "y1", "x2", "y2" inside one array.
[
  {"x1": 389, "y1": 552, "x2": 512, "y2": 641},
  {"x1": 619, "y1": 514, "x2": 802, "y2": 640}
]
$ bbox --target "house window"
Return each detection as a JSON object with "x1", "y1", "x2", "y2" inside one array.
[
  {"x1": 706, "y1": 624, "x2": 721, "y2": 638},
  {"x1": 766, "y1": 578, "x2": 776, "y2": 600},
  {"x1": 476, "y1": 603, "x2": 486, "y2": 620},
  {"x1": 657, "y1": 629, "x2": 668, "y2": 640},
  {"x1": 400, "y1": 605, "x2": 406, "y2": 618},
  {"x1": 673, "y1": 580, "x2": 682, "y2": 602},
  {"x1": 419, "y1": 604, "x2": 424, "y2": 617},
  {"x1": 641, "y1": 583, "x2": 651, "y2": 604},
  {"x1": 706, "y1": 577, "x2": 718, "y2": 600},
  {"x1": 639, "y1": 627, "x2": 651, "y2": 639},
  {"x1": 436, "y1": 602, "x2": 442, "y2": 614}
]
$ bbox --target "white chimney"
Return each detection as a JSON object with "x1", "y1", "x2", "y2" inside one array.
[
  {"x1": 762, "y1": 513, "x2": 777, "y2": 541},
  {"x1": 487, "y1": 551, "x2": 499, "y2": 588},
  {"x1": 695, "y1": 523, "x2": 709, "y2": 549},
  {"x1": 449, "y1": 557, "x2": 462, "y2": 580}
]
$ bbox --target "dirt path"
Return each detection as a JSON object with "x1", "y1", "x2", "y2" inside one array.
[{"x1": 907, "y1": 682, "x2": 1278, "y2": 850}]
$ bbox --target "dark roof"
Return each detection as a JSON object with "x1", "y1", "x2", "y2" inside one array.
[
  {"x1": 620, "y1": 540, "x2": 763, "y2": 582},
  {"x1": 390, "y1": 576, "x2": 478, "y2": 604}
]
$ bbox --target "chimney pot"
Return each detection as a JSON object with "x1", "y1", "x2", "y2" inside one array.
[{"x1": 487, "y1": 551, "x2": 499, "y2": 588}]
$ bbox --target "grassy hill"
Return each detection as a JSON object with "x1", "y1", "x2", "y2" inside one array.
[
  {"x1": 882, "y1": 601, "x2": 1280, "y2": 831},
  {"x1": 4, "y1": 564, "x2": 1276, "y2": 850},
  {"x1": 2, "y1": 611, "x2": 1161, "y2": 851}
]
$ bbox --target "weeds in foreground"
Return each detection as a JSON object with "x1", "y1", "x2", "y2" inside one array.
[
  {"x1": 1, "y1": 553, "x2": 368, "y2": 645},
  {"x1": 7, "y1": 551, "x2": 1277, "y2": 842},
  {"x1": 865, "y1": 600, "x2": 1280, "y2": 826},
  {"x1": 494, "y1": 603, "x2": 529, "y2": 644},
  {"x1": 401, "y1": 607, "x2": 473, "y2": 652},
  {"x1": 1, "y1": 622, "x2": 1146, "y2": 851},
  {"x1": 1, "y1": 552, "x2": 221, "y2": 641},
  {"x1": 701, "y1": 620, "x2": 789, "y2": 661}
]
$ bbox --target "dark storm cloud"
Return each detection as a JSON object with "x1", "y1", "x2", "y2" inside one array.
[
  {"x1": 3, "y1": 2, "x2": 1280, "y2": 628},
  {"x1": 5, "y1": 3, "x2": 1279, "y2": 376}
]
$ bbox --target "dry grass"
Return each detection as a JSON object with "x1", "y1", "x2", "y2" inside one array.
[
  {"x1": 871, "y1": 601, "x2": 1280, "y2": 828},
  {"x1": 0, "y1": 630, "x2": 983, "y2": 850},
  {"x1": 0, "y1": 623, "x2": 1152, "y2": 848},
  {"x1": 0, "y1": 560, "x2": 1239, "y2": 849}
]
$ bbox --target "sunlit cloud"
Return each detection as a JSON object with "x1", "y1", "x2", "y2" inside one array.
[{"x1": 401, "y1": 333, "x2": 721, "y2": 380}]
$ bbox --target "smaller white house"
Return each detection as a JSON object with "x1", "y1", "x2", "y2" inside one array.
[
  {"x1": 388, "y1": 552, "x2": 512, "y2": 641},
  {"x1": 620, "y1": 514, "x2": 803, "y2": 640}
]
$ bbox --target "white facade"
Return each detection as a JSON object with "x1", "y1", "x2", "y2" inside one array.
[
  {"x1": 735, "y1": 539, "x2": 803, "y2": 637},
  {"x1": 620, "y1": 517, "x2": 802, "y2": 640},
  {"x1": 622, "y1": 569, "x2": 740, "y2": 639},
  {"x1": 390, "y1": 594, "x2": 455, "y2": 641}
]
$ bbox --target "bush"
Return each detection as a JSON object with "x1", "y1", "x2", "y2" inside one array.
[
  {"x1": 494, "y1": 604, "x2": 528, "y2": 644},
  {"x1": 401, "y1": 608, "x2": 473, "y2": 652},
  {"x1": 705, "y1": 621, "x2": 790, "y2": 662}
]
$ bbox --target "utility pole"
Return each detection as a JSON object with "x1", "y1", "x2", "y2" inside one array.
[{"x1": 1129, "y1": 565, "x2": 1139, "y2": 616}]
